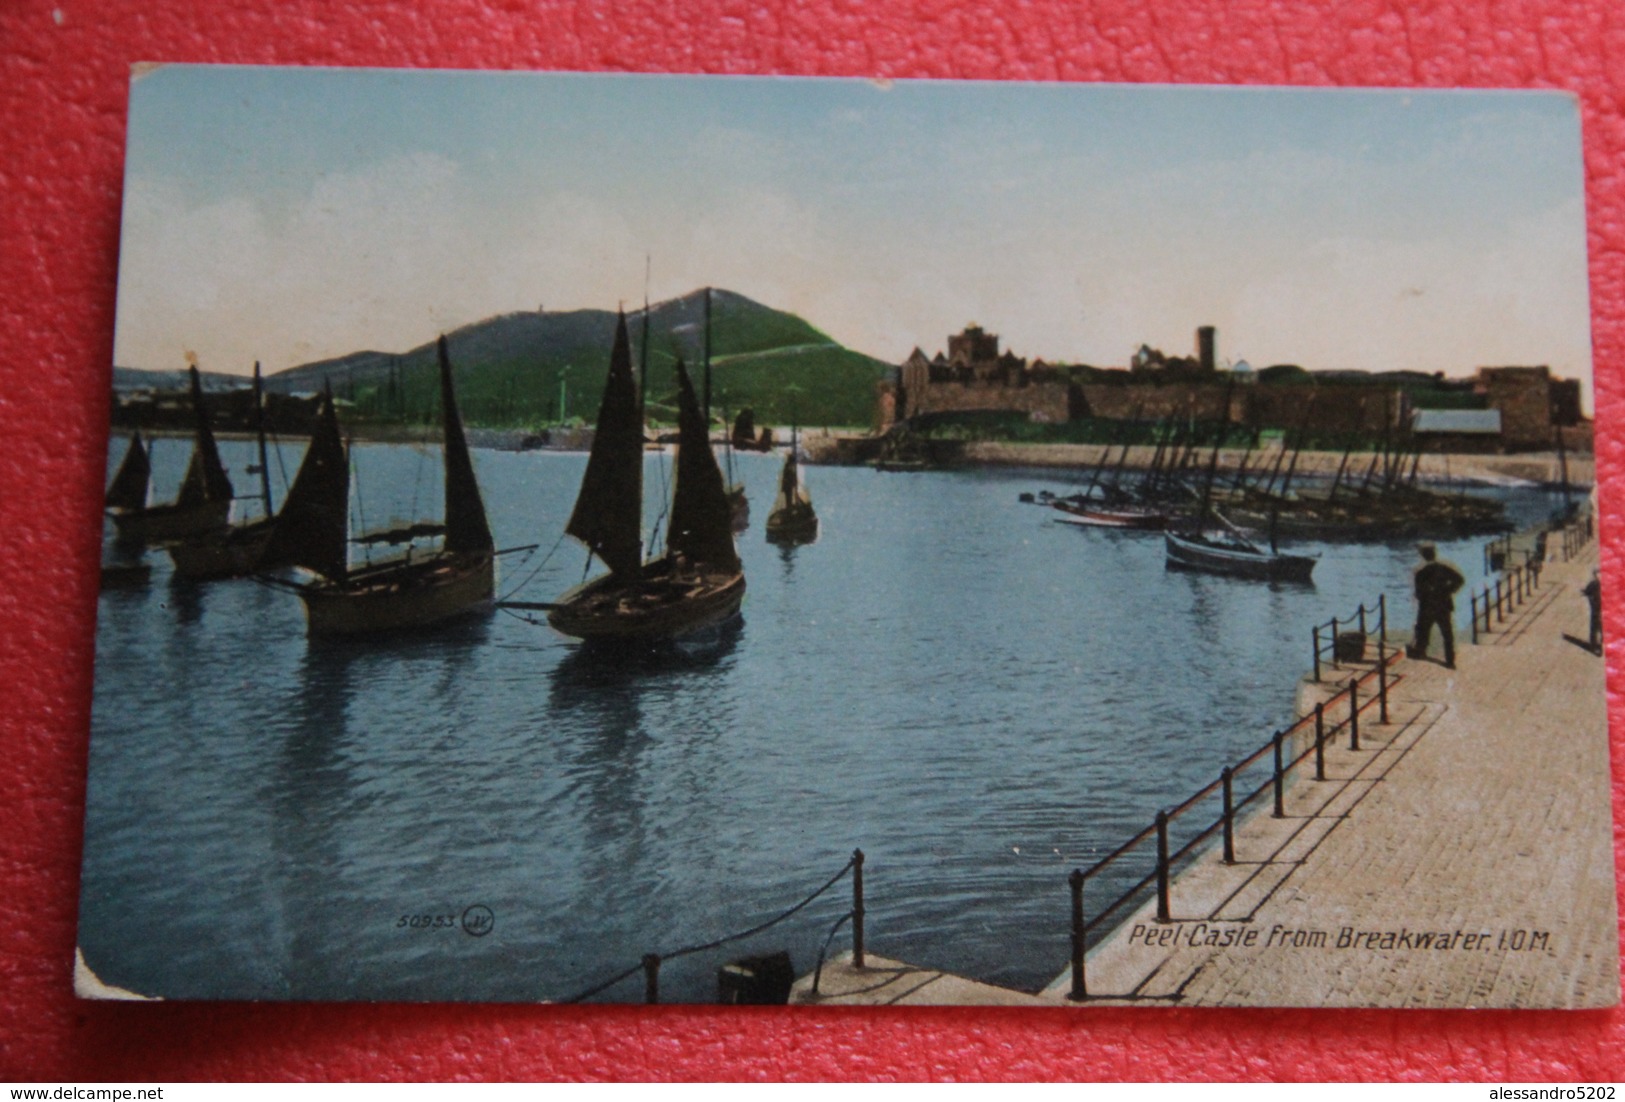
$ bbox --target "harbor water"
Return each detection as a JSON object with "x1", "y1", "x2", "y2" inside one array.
[{"x1": 79, "y1": 436, "x2": 1565, "y2": 1002}]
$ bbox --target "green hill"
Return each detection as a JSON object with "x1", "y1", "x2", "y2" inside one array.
[{"x1": 263, "y1": 289, "x2": 890, "y2": 430}]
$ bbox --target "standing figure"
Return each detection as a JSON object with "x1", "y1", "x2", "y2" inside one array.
[
  {"x1": 1409, "y1": 542, "x2": 1465, "y2": 669},
  {"x1": 1583, "y1": 571, "x2": 1603, "y2": 652}
]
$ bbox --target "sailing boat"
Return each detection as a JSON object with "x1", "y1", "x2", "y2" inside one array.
[
  {"x1": 702, "y1": 288, "x2": 749, "y2": 533},
  {"x1": 167, "y1": 362, "x2": 283, "y2": 580},
  {"x1": 262, "y1": 336, "x2": 496, "y2": 636},
  {"x1": 1164, "y1": 385, "x2": 1316, "y2": 582},
  {"x1": 765, "y1": 424, "x2": 818, "y2": 544},
  {"x1": 546, "y1": 310, "x2": 745, "y2": 643},
  {"x1": 106, "y1": 366, "x2": 234, "y2": 545}
]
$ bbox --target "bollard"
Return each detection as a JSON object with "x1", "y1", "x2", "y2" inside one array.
[
  {"x1": 1068, "y1": 869, "x2": 1086, "y2": 1000},
  {"x1": 1378, "y1": 637, "x2": 1389, "y2": 724},
  {"x1": 1221, "y1": 767, "x2": 1235, "y2": 863},
  {"x1": 1155, "y1": 810, "x2": 1171, "y2": 923},
  {"x1": 1349, "y1": 678, "x2": 1360, "y2": 751},
  {"x1": 643, "y1": 953, "x2": 661, "y2": 1005},
  {"x1": 1314, "y1": 703, "x2": 1326, "y2": 781},
  {"x1": 1272, "y1": 730, "x2": 1285, "y2": 818},
  {"x1": 1312, "y1": 625, "x2": 1321, "y2": 682},
  {"x1": 851, "y1": 848, "x2": 866, "y2": 969}
]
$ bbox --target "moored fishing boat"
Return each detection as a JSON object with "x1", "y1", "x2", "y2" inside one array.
[
  {"x1": 1163, "y1": 378, "x2": 1316, "y2": 582},
  {"x1": 765, "y1": 424, "x2": 818, "y2": 544},
  {"x1": 106, "y1": 367, "x2": 234, "y2": 545},
  {"x1": 1051, "y1": 498, "x2": 1170, "y2": 530},
  {"x1": 261, "y1": 337, "x2": 496, "y2": 636},
  {"x1": 1164, "y1": 528, "x2": 1317, "y2": 582},
  {"x1": 544, "y1": 311, "x2": 745, "y2": 644},
  {"x1": 167, "y1": 362, "x2": 283, "y2": 580}
]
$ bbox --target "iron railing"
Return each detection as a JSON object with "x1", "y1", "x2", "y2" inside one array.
[
  {"x1": 1064, "y1": 646, "x2": 1400, "y2": 1000},
  {"x1": 1310, "y1": 595, "x2": 1388, "y2": 682}
]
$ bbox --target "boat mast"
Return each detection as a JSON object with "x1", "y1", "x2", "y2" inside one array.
[
  {"x1": 177, "y1": 364, "x2": 234, "y2": 508},
  {"x1": 1194, "y1": 379, "x2": 1235, "y2": 527},
  {"x1": 253, "y1": 361, "x2": 274, "y2": 517}
]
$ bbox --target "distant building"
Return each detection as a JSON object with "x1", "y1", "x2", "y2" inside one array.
[
  {"x1": 874, "y1": 326, "x2": 1588, "y2": 454},
  {"x1": 1411, "y1": 409, "x2": 1503, "y2": 453},
  {"x1": 891, "y1": 324, "x2": 1073, "y2": 426},
  {"x1": 1475, "y1": 366, "x2": 1581, "y2": 451}
]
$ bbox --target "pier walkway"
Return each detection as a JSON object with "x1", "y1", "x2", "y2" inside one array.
[{"x1": 795, "y1": 543, "x2": 1618, "y2": 1008}]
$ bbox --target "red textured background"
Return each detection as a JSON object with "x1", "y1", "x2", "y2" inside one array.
[{"x1": 3, "y1": 0, "x2": 1622, "y2": 1082}]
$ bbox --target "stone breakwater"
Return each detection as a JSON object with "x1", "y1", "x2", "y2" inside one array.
[
  {"x1": 800, "y1": 433, "x2": 1593, "y2": 487},
  {"x1": 796, "y1": 535, "x2": 1615, "y2": 1008}
]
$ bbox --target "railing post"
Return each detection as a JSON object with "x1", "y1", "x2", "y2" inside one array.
[
  {"x1": 1470, "y1": 593, "x2": 1479, "y2": 644},
  {"x1": 1330, "y1": 616, "x2": 1339, "y2": 667},
  {"x1": 1358, "y1": 603, "x2": 1367, "y2": 637},
  {"x1": 1221, "y1": 767, "x2": 1235, "y2": 863},
  {"x1": 1495, "y1": 579, "x2": 1504, "y2": 623},
  {"x1": 1155, "y1": 810, "x2": 1171, "y2": 923},
  {"x1": 642, "y1": 953, "x2": 661, "y2": 1005},
  {"x1": 1068, "y1": 869, "x2": 1086, "y2": 1000},
  {"x1": 1378, "y1": 637, "x2": 1389, "y2": 724},
  {"x1": 1348, "y1": 677, "x2": 1360, "y2": 751},
  {"x1": 1272, "y1": 730, "x2": 1285, "y2": 818},
  {"x1": 1379, "y1": 593, "x2": 1387, "y2": 639},
  {"x1": 1312, "y1": 625, "x2": 1321, "y2": 682},
  {"x1": 1314, "y1": 703, "x2": 1326, "y2": 781},
  {"x1": 851, "y1": 848, "x2": 866, "y2": 969}
]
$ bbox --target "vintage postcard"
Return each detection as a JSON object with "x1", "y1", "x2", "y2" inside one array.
[{"x1": 79, "y1": 67, "x2": 1615, "y2": 1007}]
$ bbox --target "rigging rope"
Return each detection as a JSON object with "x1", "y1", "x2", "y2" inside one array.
[
  {"x1": 560, "y1": 853, "x2": 857, "y2": 1004},
  {"x1": 490, "y1": 532, "x2": 567, "y2": 621}
]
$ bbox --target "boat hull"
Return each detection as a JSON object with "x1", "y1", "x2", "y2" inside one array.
[
  {"x1": 108, "y1": 499, "x2": 231, "y2": 546},
  {"x1": 1052, "y1": 504, "x2": 1168, "y2": 530},
  {"x1": 548, "y1": 562, "x2": 746, "y2": 643},
  {"x1": 297, "y1": 551, "x2": 495, "y2": 636},
  {"x1": 765, "y1": 505, "x2": 819, "y2": 544},
  {"x1": 167, "y1": 518, "x2": 276, "y2": 580},
  {"x1": 1164, "y1": 532, "x2": 1317, "y2": 582}
]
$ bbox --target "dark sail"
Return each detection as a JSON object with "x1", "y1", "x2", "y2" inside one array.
[
  {"x1": 779, "y1": 441, "x2": 798, "y2": 499},
  {"x1": 436, "y1": 336, "x2": 493, "y2": 554},
  {"x1": 565, "y1": 311, "x2": 644, "y2": 578},
  {"x1": 667, "y1": 357, "x2": 740, "y2": 572},
  {"x1": 105, "y1": 429, "x2": 150, "y2": 511},
  {"x1": 175, "y1": 365, "x2": 234, "y2": 507},
  {"x1": 732, "y1": 408, "x2": 756, "y2": 449},
  {"x1": 259, "y1": 392, "x2": 349, "y2": 581}
]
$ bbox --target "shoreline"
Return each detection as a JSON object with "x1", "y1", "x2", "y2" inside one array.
[{"x1": 117, "y1": 425, "x2": 1594, "y2": 487}]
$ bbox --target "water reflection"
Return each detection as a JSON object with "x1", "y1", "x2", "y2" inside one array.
[
  {"x1": 269, "y1": 643, "x2": 359, "y2": 997},
  {"x1": 164, "y1": 572, "x2": 206, "y2": 625}
]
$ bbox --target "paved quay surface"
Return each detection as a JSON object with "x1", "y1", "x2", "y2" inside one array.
[{"x1": 797, "y1": 540, "x2": 1618, "y2": 1008}]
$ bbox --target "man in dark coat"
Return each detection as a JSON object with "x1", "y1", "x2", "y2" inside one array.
[
  {"x1": 1583, "y1": 570, "x2": 1602, "y2": 652},
  {"x1": 1409, "y1": 542, "x2": 1465, "y2": 668}
]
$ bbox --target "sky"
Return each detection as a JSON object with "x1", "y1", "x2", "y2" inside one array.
[{"x1": 114, "y1": 67, "x2": 1593, "y2": 402}]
